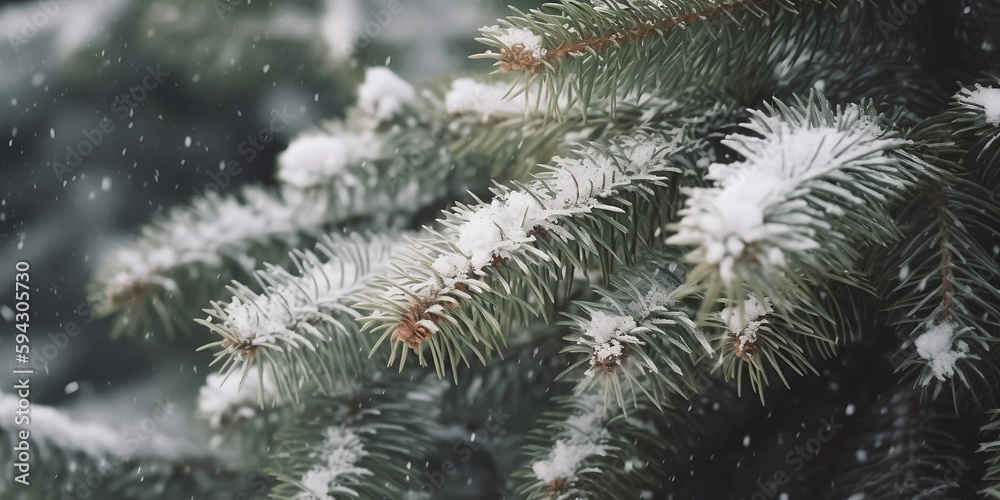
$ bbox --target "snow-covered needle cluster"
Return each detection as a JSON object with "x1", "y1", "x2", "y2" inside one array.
[
  {"x1": 91, "y1": 185, "x2": 330, "y2": 337},
  {"x1": 530, "y1": 393, "x2": 610, "y2": 489},
  {"x1": 720, "y1": 294, "x2": 773, "y2": 361},
  {"x1": 668, "y1": 94, "x2": 933, "y2": 307},
  {"x1": 358, "y1": 132, "x2": 682, "y2": 369},
  {"x1": 198, "y1": 233, "x2": 399, "y2": 401}
]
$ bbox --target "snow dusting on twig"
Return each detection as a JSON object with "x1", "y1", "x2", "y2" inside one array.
[
  {"x1": 432, "y1": 134, "x2": 674, "y2": 289},
  {"x1": 444, "y1": 78, "x2": 542, "y2": 121},
  {"x1": 95, "y1": 186, "x2": 328, "y2": 312},
  {"x1": 720, "y1": 294, "x2": 772, "y2": 360},
  {"x1": 479, "y1": 25, "x2": 547, "y2": 72},
  {"x1": 294, "y1": 426, "x2": 369, "y2": 499},
  {"x1": 197, "y1": 366, "x2": 276, "y2": 429},
  {"x1": 0, "y1": 392, "x2": 124, "y2": 457},
  {"x1": 531, "y1": 393, "x2": 610, "y2": 486},
  {"x1": 580, "y1": 311, "x2": 640, "y2": 376},
  {"x1": 199, "y1": 234, "x2": 396, "y2": 361}
]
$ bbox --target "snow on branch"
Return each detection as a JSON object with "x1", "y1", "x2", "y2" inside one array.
[
  {"x1": 530, "y1": 393, "x2": 611, "y2": 490},
  {"x1": 704, "y1": 285, "x2": 854, "y2": 399},
  {"x1": 521, "y1": 391, "x2": 665, "y2": 499},
  {"x1": 197, "y1": 232, "x2": 400, "y2": 402},
  {"x1": 667, "y1": 91, "x2": 935, "y2": 310},
  {"x1": 949, "y1": 76, "x2": 1000, "y2": 186},
  {"x1": 475, "y1": 0, "x2": 769, "y2": 74},
  {"x1": 956, "y1": 81, "x2": 1000, "y2": 127},
  {"x1": 0, "y1": 392, "x2": 125, "y2": 458},
  {"x1": 913, "y1": 321, "x2": 973, "y2": 385},
  {"x1": 275, "y1": 70, "x2": 563, "y2": 216},
  {"x1": 563, "y1": 251, "x2": 709, "y2": 412},
  {"x1": 269, "y1": 381, "x2": 434, "y2": 500},
  {"x1": 472, "y1": 0, "x2": 814, "y2": 115},
  {"x1": 294, "y1": 425, "x2": 369, "y2": 499},
  {"x1": 721, "y1": 293, "x2": 773, "y2": 361},
  {"x1": 197, "y1": 365, "x2": 277, "y2": 430},
  {"x1": 357, "y1": 66, "x2": 417, "y2": 123},
  {"x1": 91, "y1": 185, "x2": 331, "y2": 338},
  {"x1": 277, "y1": 130, "x2": 383, "y2": 190},
  {"x1": 881, "y1": 181, "x2": 1000, "y2": 398},
  {"x1": 356, "y1": 132, "x2": 684, "y2": 374}
]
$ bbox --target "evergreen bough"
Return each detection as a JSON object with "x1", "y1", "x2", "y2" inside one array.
[{"x1": 5, "y1": 1, "x2": 1000, "y2": 499}]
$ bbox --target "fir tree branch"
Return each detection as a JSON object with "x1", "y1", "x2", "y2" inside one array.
[
  {"x1": 267, "y1": 377, "x2": 435, "y2": 500},
  {"x1": 667, "y1": 90, "x2": 937, "y2": 314},
  {"x1": 355, "y1": 131, "x2": 692, "y2": 378},
  {"x1": 473, "y1": 0, "x2": 887, "y2": 114},
  {"x1": 517, "y1": 390, "x2": 667, "y2": 500},
  {"x1": 484, "y1": 0, "x2": 769, "y2": 74},
  {"x1": 0, "y1": 393, "x2": 251, "y2": 500},
  {"x1": 951, "y1": 75, "x2": 1000, "y2": 188},
  {"x1": 90, "y1": 185, "x2": 334, "y2": 338},
  {"x1": 560, "y1": 248, "x2": 710, "y2": 412},
  {"x1": 980, "y1": 410, "x2": 1000, "y2": 498},
  {"x1": 881, "y1": 182, "x2": 1000, "y2": 400},
  {"x1": 830, "y1": 388, "x2": 978, "y2": 499},
  {"x1": 197, "y1": 232, "x2": 400, "y2": 404}
]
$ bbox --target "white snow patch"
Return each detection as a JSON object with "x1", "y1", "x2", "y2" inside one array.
[
  {"x1": 358, "y1": 67, "x2": 416, "y2": 122},
  {"x1": 720, "y1": 294, "x2": 773, "y2": 354},
  {"x1": 213, "y1": 238, "x2": 394, "y2": 351},
  {"x1": 531, "y1": 393, "x2": 609, "y2": 484},
  {"x1": 580, "y1": 311, "x2": 640, "y2": 373},
  {"x1": 481, "y1": 25, "x2": 547, "y2": 59},
  {"x1": 295, "y1": 426, "x2": 368, "y2": 499},
  {"x1": 444, "y1": 78, "x2": 534, "y2": 121},
  {"x1": 958, "y1": 84, "x2": 1000, "y2": 126},
  {"x1": 455, "y1": 191, "x2": 542, "y2": 270},
  {"x1": 197, "y1": 367, "x2": 275, "y2": 428},
  {"x1": 277, "y1": 131, "x2": 381, "y2": 189},
  {"x1": 99, "y1": 186, "x2": 330, "y2": 299},
  {"x1": 914, "y1": 321, "x2": 969, "y2": 383},
  {"x1": 0, "y1": 392, "x2": 124, "y2": 457}
]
